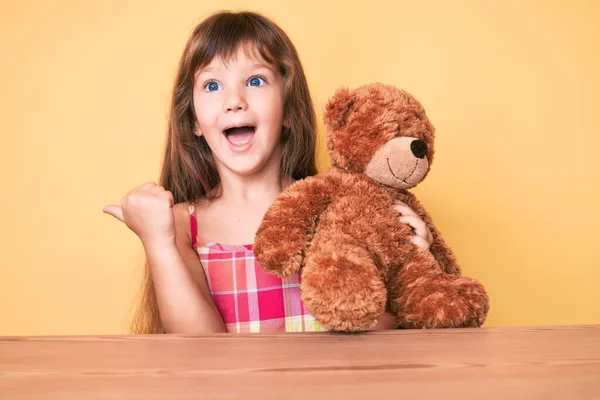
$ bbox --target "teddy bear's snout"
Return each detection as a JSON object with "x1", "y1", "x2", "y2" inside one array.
[{"x1": 410, "y1": 140, "x2": 428, "y2": 159}]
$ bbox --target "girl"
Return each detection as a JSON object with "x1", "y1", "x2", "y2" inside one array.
[{"x1": 103, "y1": 10, "x2": 433, "y2": 334}]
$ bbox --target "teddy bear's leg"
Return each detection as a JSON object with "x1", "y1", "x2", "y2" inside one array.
[
  {"x1": 387, "y1": 250, "x2": 489, "y2": 329},
  {"x1": 300, "y1": 231, "x2": 387, "y2": 332}
]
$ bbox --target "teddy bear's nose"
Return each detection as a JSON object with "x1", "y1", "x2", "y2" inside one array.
[{"x1": 410, "y1": 140, "x2": 427, "y2": 159}]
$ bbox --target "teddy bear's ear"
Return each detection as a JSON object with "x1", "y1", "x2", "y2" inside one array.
[{"x1": 323, "y1": 87, "x2": 356, "y2": 131}]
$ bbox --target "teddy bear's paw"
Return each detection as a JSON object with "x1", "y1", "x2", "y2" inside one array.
[
  {"x1": 254, "y1": 240, "x2": 304, "y2": 277},
  {"x1": 398, "y1": 276, "x2": 489, "y2": 329},
  {"x1": 300, "y1": 249, "x2": 387, "y2": 332},
  {"x1": 258, "y1": 251, "x2": 303, "y2": 278}
]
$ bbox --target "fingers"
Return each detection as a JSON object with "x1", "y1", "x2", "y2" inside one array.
[
  {"x1": 103, "y1": 205, "x2": 124, "y2": 222},
  {"x1": 399, "y1": 215, "x2": 428, "y2": 238},
  {"x1": 138, "y1": 182, "x2": 159, "y2": 191},
  {"x1": 149, "y1": 185, "x2": 164, "y2": 195},
  {"x1": 411, "y1": 235, "x2": 430, "y2": 250},
  {"x1": 124, "y1": 182, "x2": 165, "y2": 202},
  {"x1": 105, "y1": 182, "x2": 173, "y2": 222},
  {"x1": 149, "y1": 185, "x2": 173, "y2": 206},
  {"x1": 158, "y1": 190, "x2": 175, "y2": 206},
  {"x1": 394, "y1": 200, "x2": 433, "y2": 250},
  {"x1": 139, "y1": 183, "x2": 169, "y2": 197},
  {"x1": 393, "y1": 201, "x2": 417, "y2": 217},
  {"x1": 126, "y1": 182, "x2": 155, "y2": 196}
]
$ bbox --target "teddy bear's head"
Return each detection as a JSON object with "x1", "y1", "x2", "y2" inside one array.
[{"x1": 323, "y1": 83, "x2": 435, "y2": 190}]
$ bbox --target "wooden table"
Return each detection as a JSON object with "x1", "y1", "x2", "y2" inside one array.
[{"x1": 1, "y1": 325, "x2": 599, "y2": 399}]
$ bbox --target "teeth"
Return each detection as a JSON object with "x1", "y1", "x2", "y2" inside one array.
[
  {"x1": 225, "y1": 126, "x2": 254, "y2": 147},
  {"x1": 232, "y1": 138, "x2": 251, "y2": 146}
]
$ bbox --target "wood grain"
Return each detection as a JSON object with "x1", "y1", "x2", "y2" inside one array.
[{"x1": 1, "y1": 325, "x2": 599, "y2": 399}]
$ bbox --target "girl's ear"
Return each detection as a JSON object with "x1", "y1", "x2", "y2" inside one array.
[
  {"x1": 323, "y1": 87, "x2": 356, "y2": 131},
  {"x1": 194, "y1": 126, "x2": 203, "y2": 136}
]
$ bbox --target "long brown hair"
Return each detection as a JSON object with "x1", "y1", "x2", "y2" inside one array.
[{"x1": 130, "y1": 10, "x2": 318, "y2": 334}]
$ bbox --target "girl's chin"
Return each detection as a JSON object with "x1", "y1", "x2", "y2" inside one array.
[{"x1": 221, "y1": 156, "x2": 280, "y2": 177}]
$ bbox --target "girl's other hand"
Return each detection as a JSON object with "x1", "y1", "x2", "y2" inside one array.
[
  {"x1": 393, "y1": 200, "x2": 434, "y2": 250},
  {"x1": 103, "y1": 182, "x2": 176, "y2": 247}
]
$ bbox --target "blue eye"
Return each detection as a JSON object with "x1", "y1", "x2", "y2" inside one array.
[
  {"x1": 205, "y1": 81, "x2": 221, "y2": 92},
  {"x1": 248, "y1": 76, "x2": 266, "y2": 87}
]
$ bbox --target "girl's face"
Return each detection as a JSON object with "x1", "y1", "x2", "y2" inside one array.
[{"x1": 193, "y1": 46, "x2": 287, "y2": 178}]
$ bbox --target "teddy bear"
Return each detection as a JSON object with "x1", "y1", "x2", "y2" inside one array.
[{"x1": 254, "y1": 83, "x2": 490, "y2": 332}]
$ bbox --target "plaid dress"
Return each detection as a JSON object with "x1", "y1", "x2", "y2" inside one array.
[{"x1": 189, "y1": 204, "x2": 325, "y2": 333}]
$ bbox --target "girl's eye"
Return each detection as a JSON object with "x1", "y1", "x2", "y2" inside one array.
[
  {"x1": 204, "y1": 81, "x2": 221, "y2": 92},
  {"x1": 247, "y1": 76, "x2": 266, "y2": 87}
]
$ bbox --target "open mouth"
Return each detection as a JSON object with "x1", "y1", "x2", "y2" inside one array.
[
  {"x1": 224, "y1": 125, "x2": 256, "y2": 146},
  {"x1": 387, "y1": 158, "x2": 418, "y2": 184}
]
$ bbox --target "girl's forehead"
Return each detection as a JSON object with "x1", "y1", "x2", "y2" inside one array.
[{"x1": 196, "y1": 42, "x2": 276, "y2": 74}]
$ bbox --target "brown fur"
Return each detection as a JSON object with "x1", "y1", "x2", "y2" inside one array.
[{"x1": 255, "y1": 83, "x2": 489, "y2": 332}]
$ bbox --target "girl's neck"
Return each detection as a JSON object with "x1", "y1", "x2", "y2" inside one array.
[
  {"x1": 217, "y1": 172, "x2": 293, "y2": 206},
  {"x1": 197, "y1": 158, "x2": 295, "y2": 247},
  {"x1": 211, "y1": 160, "x2": 293, "y2": 209}
]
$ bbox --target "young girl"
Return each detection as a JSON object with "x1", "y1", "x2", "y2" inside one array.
[{"x1": 103, "y1": 10, "x2": 433, "y2": 334}]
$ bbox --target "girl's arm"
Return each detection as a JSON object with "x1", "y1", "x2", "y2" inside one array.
[
  {"x1": 146, "y1": 203, "x2": 226, "y2": 334},
  {"x1": 104, "y1": 183, "x2": 226, "y2": 334}
]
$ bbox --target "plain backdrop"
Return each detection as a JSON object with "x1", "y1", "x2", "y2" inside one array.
[{"x1": 1, "y1": 0, "x2": 598, "y2": 335}]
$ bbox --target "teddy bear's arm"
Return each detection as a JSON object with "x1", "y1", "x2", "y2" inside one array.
[
  {"x1": 254, "y1": 176, "x2": 334, "y2": 277},
  {"x1": 401, "y1": 193, "x2": 461, "y2": 275}
]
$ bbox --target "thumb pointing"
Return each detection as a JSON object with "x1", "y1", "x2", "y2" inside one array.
[{"x1": 103, "y1": 205, "x2": 124, "y2": 222}]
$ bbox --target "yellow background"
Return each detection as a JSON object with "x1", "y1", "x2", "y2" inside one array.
[{"x1": 1, "y1": 0, "x2": 598, "y2": 335}]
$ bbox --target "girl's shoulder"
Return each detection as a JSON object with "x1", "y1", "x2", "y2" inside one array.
[
  {"x1": 173, "y1": 198, "x2": 217, "y2": 249},
  {"x1": 173, "y1": 198, "x2": 210, "y2": 219},
  {"x1": 173, "y1": 201, "x2": 196, "y2": 221},
  {"x1": 173, "y1": 200, "x2": 204, "y2": 248}
]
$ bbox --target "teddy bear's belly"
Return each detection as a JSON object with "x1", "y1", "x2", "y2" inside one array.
[{"x1": 316, "y1": 189, "x2": 415, "y2": 272}]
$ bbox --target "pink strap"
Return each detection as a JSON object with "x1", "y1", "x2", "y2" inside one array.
[{"x1": 189, "y1": 204, "x2": 197, "y2": 249}]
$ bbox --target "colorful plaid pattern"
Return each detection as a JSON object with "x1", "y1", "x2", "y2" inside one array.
[{"x1": 189, "y1": 204, "x2": 325, "y2": 333}]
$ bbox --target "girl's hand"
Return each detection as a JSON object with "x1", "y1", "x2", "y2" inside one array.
[
  {"x1": 393, "y1": 200, "x2": 434, "y2": 250},
  {"x1": 103, "y1": 182, "x2": 176, "y2": 247}
]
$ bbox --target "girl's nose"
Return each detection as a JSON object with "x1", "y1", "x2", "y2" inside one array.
[{"x1": 223, "y1": 89, "x2": 248, "y2": 112}]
